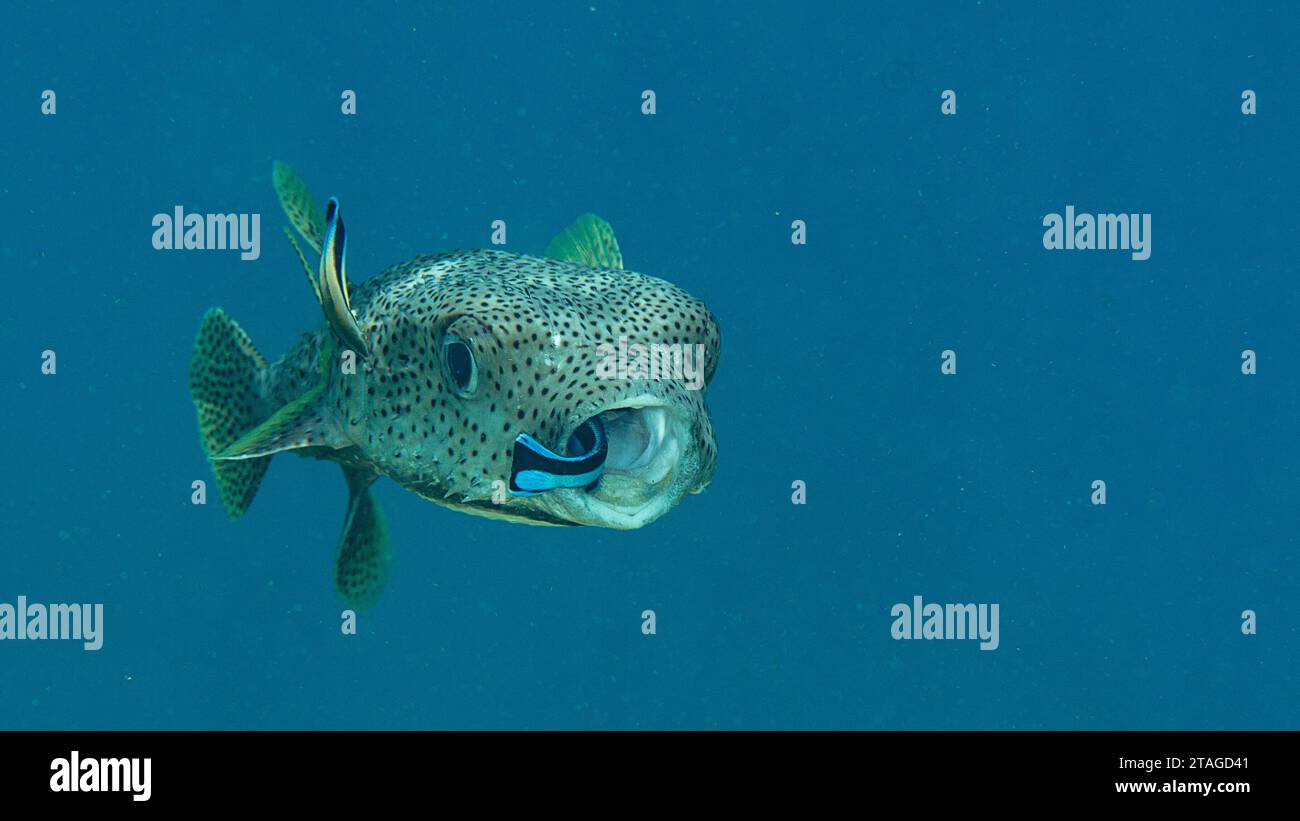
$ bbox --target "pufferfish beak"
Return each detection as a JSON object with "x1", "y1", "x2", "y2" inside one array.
[{"x1": 509, "y1": 417, "x2": 608, "y2": 496}]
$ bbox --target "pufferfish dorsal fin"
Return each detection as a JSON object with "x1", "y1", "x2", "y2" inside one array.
[
  {"x1": 273, "y1": 161, "x2": 326, "y2": 254},
  {"x1": 545, "y1": 213, "x2": 624, "y2": 270},
  {"x1": 284, "y1": 226, "x2": 321, "y2": 304},
  {"x1": 317, "y1": 197, "x2": 371, "y2": 357},
  {"x1": 273, "y1": 162, "x2": 326, "y2": 302}
]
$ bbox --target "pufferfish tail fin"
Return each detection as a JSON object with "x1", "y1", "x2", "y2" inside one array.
[
  {"x1": 191, "y1": 309, "x2": 347, "y2": 516},
  {"x1": 545, "y1": 213, "x2": 624, "y2": 270},
  {"x1": 189, "y1": 308, "x2": 273, "y2": 517}
]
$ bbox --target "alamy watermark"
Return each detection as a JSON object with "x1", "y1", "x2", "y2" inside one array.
[
  {"x1": 50, "y1": 751, "x2": 150, "y2": 801},
  {"x1": 1042, "y1": 205, "x2": 1151, "y2": 260},
  {"x1": 152, "y1": 206, "x2": 261, "y2": 260},
  {"x1": 0, "y1": 596, "x2": 103, "y2": 650},
  {"x1": 891, "y1": 595, "x2": 999, "y2": 651},
  {"x1": 596, "y1": 336, "x2": 707, "y2": 390}
]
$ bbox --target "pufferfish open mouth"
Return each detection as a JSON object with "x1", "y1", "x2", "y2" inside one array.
[
  {"x1": 509, "y1": 401, "x2": 683, "y2": 528},
  {"x1": 591, "y1": 405, "x2": 679, "y2": 482}
]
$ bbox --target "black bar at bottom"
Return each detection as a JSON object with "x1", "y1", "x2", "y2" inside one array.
[{"x1": 0, "y1": 730, "x2": 1284, "y2": 807}]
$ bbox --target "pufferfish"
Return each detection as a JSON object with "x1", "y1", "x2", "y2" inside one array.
[{"x1": 189, "y1": 163, "x2": 721, "y2": 609}]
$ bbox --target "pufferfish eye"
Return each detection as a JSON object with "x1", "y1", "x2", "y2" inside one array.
[{"x1": 443, "y1": 335, "x2": 478, "y2": 397}]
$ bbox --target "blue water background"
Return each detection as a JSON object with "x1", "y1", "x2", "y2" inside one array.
[{"x1": 1, "y1": 2, "x2": 1296, "y2": 728}]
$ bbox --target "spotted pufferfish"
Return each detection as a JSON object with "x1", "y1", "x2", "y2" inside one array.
[{"x1": 189, "y1": 163, "x2": 721, "y2": 609}]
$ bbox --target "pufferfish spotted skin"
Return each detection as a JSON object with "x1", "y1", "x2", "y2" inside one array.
[{"x1": 189, "y1": 163, "x2": 720, "y2": 610}]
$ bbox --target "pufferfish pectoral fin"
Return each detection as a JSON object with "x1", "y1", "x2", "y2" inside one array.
[
  {"x1": 545, "y1": 213, "x2": 624, "y2": 270},
  {"x1": 213, "y1": 335, "x2": 344, "y2": 461},
  {"x1": 335, "y1": 466, "x2": 392, "y2": 612}
]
